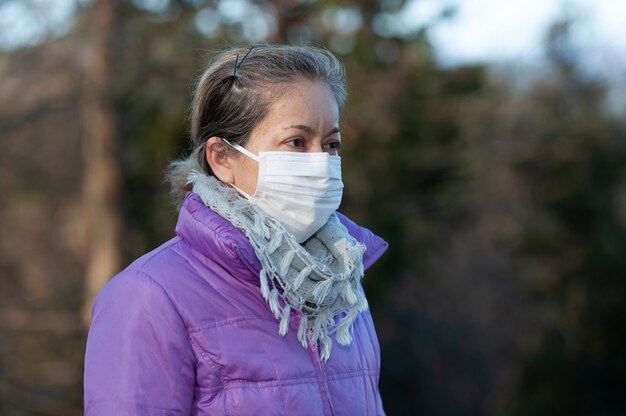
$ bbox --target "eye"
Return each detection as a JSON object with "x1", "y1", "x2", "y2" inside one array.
[
  {"x1": 285, "y1": 137, "x2": 306, "y2": 150},
  {"x1": 322, "y1": 140, "x2": 342, "y2": 154}
]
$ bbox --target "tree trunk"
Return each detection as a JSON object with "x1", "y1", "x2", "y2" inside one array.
[
  {"x1": 0, "y1": 351, "x2": 4, "y2": 416},
  {"x1": 81, "y1": 0, "x2": 122, "y2": 327}
]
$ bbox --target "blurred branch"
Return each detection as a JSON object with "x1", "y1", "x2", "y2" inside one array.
[
  {"x1": 0, "y1": 99, "x2": 75, "y2": 132},
  {"x1": 1, "y1": 381, "x2": 83, "y2": 416},
  {"x1": 0, "y1": 309, "x2": 82, "y2": 332}
]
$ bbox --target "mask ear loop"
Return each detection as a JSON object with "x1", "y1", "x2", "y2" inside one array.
[
  {"x1": 217, "y1": 139, "x2": 256, "y2": 199},
  {"x1": 222, "y1": 139, "x2": 260, "y2": 162}
]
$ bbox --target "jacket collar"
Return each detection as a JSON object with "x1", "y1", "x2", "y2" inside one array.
[
  {"x1": 176, "y1": 192, "x2": 262, "y2": 285},
  {"x1": 175, "y1": 192, "x2": 389, "y2": 284}
]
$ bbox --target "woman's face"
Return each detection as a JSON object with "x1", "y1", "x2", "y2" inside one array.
[{"x1": 228, "y1": 79, "x2": 341, "y2": 196}]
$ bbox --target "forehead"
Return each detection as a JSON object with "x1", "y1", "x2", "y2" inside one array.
[{"x1": 262, "y1": 79, "x2": 339, "y2": 125}]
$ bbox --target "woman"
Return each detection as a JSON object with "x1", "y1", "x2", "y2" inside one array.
[{"x1": 84, "y1": 44, "x2": 388, "y2": 415}]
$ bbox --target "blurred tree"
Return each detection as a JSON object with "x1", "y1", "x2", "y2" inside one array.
[
  {"x1": 0, "y1": 0, "x2": 500, "y2": 414},
  {"x1": 0, "y1": 357, "x2": 4, "y2": 416},
  {"x1": 3, "y1": 1, "x2": 626, "y2": 415},
  {"x1": 512, "y1": 18, "x2": 626, "y2": 415},
  {"x1": 81, "y1": 0, "x2": 124, "y2": 326}
]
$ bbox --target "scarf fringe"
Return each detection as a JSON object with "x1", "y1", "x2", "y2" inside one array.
[{"x1": 188, "y1": 171, "x2": 367, "y2": 361}]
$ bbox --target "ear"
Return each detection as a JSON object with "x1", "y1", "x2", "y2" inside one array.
[{"x1": 206, "y1": 137, "x2": 236, "y2": 184}]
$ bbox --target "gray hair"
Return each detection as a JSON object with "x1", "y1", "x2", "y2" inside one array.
[{"x1": 166, "y1": 44, "x2": 347, "y2": 203}]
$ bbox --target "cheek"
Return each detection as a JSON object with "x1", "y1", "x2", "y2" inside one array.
[{"x1": 233, "y1": 157, "x2": 259, "y2": 196}]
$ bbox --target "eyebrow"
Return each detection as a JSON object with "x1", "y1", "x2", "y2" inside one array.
[{"x1": 285, "y1": 125, "x2": 341, "y2": 138}]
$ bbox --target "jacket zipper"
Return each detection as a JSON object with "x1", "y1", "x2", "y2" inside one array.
[
  {"x1": 292, "y1": 311, "x2": 335, "y2": 415},
  {"x1": 304, "y1": 318, "x2": 336, "y2": 416}
]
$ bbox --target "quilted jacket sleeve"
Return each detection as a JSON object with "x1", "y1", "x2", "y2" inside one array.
[{"x1": 84, "y1": 269, "x2": 196, "y2": 415}]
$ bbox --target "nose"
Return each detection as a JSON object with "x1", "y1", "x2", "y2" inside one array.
[{"x1": 307, "y1": 140, "x2": 324, "y2": 153}]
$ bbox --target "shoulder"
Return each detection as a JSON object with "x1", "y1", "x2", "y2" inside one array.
[
  {"x1": 89, "y1": 235, "x2": 199, "y2": 331},
  {"x1": 91, "y1": 261, "x2": 182, "y2": 328},
  {"x1": 85, "y1": 261, "x2": 197, "y2": 414},
  {"x1": 93, "y1": 238, "x2": 185, "y2": 306},
  {"x1": 90, "y1": 233, "x2": 263, "y2": 332}
]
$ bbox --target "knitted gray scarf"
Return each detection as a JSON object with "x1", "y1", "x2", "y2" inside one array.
[{"x1": 188, "y1": 171, "x2": 367, "y2": 361}]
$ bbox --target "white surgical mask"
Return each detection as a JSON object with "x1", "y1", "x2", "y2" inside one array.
[{"x1": 227, "y1": 142, "x2": 343, "y2": 243}]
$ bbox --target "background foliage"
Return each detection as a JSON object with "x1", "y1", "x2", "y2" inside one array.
[{"x1": 1, "y1": 0, "x2": 625, "y2": 415}]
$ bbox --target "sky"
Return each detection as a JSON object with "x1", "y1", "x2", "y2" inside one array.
[
  {"x1": 1, "y1": 0, "x2": 625, "y2": 76},
  {"x1": 394, "y1": 0, "x2": 626, "y2": 74}
]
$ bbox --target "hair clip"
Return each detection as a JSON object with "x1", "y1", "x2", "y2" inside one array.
[
  {"x1": 232, "y1": 46, "x2": 255, "y2": 77},
  {"x1": 232, "y1": 54, "x2": 239, "y2": 77}
]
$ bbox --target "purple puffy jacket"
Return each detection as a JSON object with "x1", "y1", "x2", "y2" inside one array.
[{"x1": 84, "y1": 192, "x2": 388, "y2": 415}]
